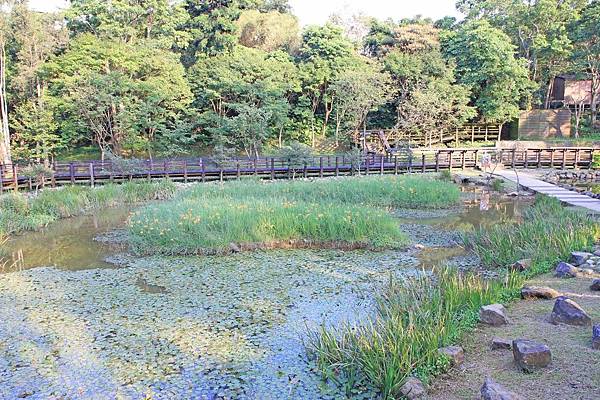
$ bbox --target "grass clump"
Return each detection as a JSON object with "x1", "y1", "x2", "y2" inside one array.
[
  {"x1": 306, "y1": 269, "x2": 521, "y2": 398},
  {"x1": 0, "y1": 180, "x2": 176, "y2": 236},
  {"x1": 129, "y1": 176, "x2": 460, "y2": 255},
  {"x1": 465, "y1": 196, "x2": 600, "y2": 270},
  {"x1": 308, "y1": 195, "x2": 600, "y2": 399}
]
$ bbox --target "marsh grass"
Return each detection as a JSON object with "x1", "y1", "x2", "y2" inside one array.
[
  {"x1": 306, "y1": 269, "x2": 522, "y2": 398},
  {"x1": 308, "y1": 196, "x2": 600, "y2": 399},
  {"x1": 465, "y1": 196, "x2": 600, "y2": 270},
  {"x1": 0, "y1": 180, "x2": 176, "y2": 236},
  {"x1": 129, "y1": 176, "x2": 461, "y2": 255}
]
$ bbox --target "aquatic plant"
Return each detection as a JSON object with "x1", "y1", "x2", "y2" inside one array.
[
  {"x1": 0, "y1": 180, "x2": 176, "y2": 236},
  {"x1": 306, "y1": 268, "x2": 520, "y2": 399},
  {"x1": 465, "y1": 196, "x2": 600, "y2": 270},
  {"x1": 129, "y1": 175, "x2": 460, "y2": 255}
]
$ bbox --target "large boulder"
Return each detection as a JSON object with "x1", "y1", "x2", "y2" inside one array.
[
  {"x1": 480, "y1": 304, "x2": 509, "y2": 326},
  {"x1": 521, "y1": 286, "x2": 561, "y2": 300},
  {"x1": 491, "y1": 338, "x2": 512, "y2": 351},
  {"x1": 438, "y1": 346, "x2": 464, "y2": 366},
  {"x1": 550, "y1": 296, "x2": 591, "y2": 326},
  {"x1": 570, "y1": 251, "x2": 593, "y2": 266},
  {"x1": 399, "y1": 377, "x2": 426, "y2": 399},
  {"x1": 593, "y1": 325, "x2": 600, "y2": 350},
  {"x1": 590, "y1": 279, "x2": 600, "y2": 291},
  {"x1": 554, "y1": 262, "x2": 579, "y2": 278},
  {"x1": 480, "y1": 377, "x2": 524, "y2": 400},
  {"x1": 512, "y1": 339, "x2": 552, "y2": 372}
]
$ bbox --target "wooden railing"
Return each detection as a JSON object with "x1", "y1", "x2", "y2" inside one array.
[{"x1": 0, "y1": 147, "x2": 595, "y2": 192}]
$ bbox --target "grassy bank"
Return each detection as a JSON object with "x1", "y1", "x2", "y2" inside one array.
[
  {"x1": 307, "y1": 197, "x2": 600, "y2": 399},
  {"x1": 0, "y1": 180, "x2": 176, "y2": 236},
  {"x1": 129, "y1": 176, "x2": 460, "y2": 255}
]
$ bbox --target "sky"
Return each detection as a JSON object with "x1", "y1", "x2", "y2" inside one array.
[{"x1": 28, "y1": 0, "x2": 462, "y2": 25}]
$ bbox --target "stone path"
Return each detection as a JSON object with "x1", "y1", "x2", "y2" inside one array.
[{"x1": 495, "y1": 169, "x2": 600, "y2": 213}]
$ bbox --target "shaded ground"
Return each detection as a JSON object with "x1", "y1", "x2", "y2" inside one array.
[{"x1": 429, "y1": 273, "x2": 600, "y2": 400}]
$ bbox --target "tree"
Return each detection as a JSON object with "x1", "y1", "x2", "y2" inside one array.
[
  {"x1": 43, "y1": 34, "x2": 193, "y2": 158},
  {"x1": 188, "y1": 46, "x2": 299, "y2": 155},
  {"x1": 0, "y1": 2, "x2": 12, "y2": 165},
  {"x1": 457, "y1": 0, "x2": 586, "y2": 107},
  {"x1": 329, "y1": 61, "x2": 393, "y2": 144},
  {"x1": 442, "y1": 20, "x2": 533, "y2": 126},
  {"x1": 236, "y1": 9, "x2": 300, "y2": 53},
  {"x1": 67, "y1": 0, "x2": 188, "y2": 46},
  {"x1": 571, "y1": 0, "x2": 600, "y2": 125}
]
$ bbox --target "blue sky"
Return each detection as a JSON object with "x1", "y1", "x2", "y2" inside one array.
[{"x1": 29, "y1": 0, "x2": 461, "y2": 25}]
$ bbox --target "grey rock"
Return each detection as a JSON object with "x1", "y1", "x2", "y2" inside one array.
[
  {"x1": 480, "y1": 304, "x2": 509, "y2": 326},
  {"x1": 550, "y1": 296, "x2": 591, "y2": 326},
  {"x1": 591, "y1": 279, "x2": 600, "y2": 291},
  {"x1": 593, "y1": 250, "x2": 600, "y2": 257},
  {"x1": 570, "y1": 251, "x2": 593, "y2": 266},
  {"x1": 491, "y1": 338, "x2": 512, "y2": 351},
  {"x1": 480, "y1": 377, "x2": 524, "y2": 400},
  {"x1": 399, "y1": 377, "x2": 426, "y2": 399},
  {"x1": 511, "y1": 259, "x2": 532, "y2": 272},
  {"x1": 555, "y1": 262, "x2": 579, "y2": 278},
  {"x1": 593, "y1": 325, "x2": 600, "y2": 350},
  {"x1": 512, "y1": 339, "x2": 552, "y2": 372},
  {"x1": 438, "y1": 345, "x2": 464, "y2": 366},
  {"x1": 229, "y1": 242, "x2": 241, "y2": 253},
  {"x1": 521, "y1": 286, "x2": 561, "y2": 300}
]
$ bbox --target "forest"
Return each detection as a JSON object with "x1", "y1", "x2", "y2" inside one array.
[{"x1": 0, "y1": 0, "x2": 598, "y2": 164}]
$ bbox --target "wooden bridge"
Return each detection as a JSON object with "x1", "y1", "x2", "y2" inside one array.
[{"x1": 0, "y1": 147, "x2": 595, "y2": 192}]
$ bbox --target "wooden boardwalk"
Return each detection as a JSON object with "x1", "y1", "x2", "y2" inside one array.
[{"x1": 496, "y1": 169, "x2": 600, "y2": 213}]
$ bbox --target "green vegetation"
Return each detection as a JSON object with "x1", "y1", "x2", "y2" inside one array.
[
  {"x1": 0, "y1": 180, "x2": 176, "y2": 236},
  {"x1": 465, "y1": 196, "x2": 600, "y2": 269},
  {"x1": 308, "y1": 197, "x2": 600, "y2": 399},
  {"x1": 129, "y1": 175, "x2": 460, "y2": 255}
]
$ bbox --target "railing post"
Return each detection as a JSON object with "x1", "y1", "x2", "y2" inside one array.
[
  {"x1": 588, "y1": 149, "x2": 593, "y2": 170},
  {"x1": 550, "y1": 149, "x2": 555, "y2": 167},
  {"x1": 319, "y1": 157, "x2": 323, "y2": 178},
  {"x1": 562, "y1": 150, "x2": 567, "y2": 170},
  {"x1": 303, "y1": 161, "x2": 308, "y2": 178},
  {"x1": 365, "y1": 156, "x2": 370, "y2": 175},
  {"x1": 51, "y1": 162, "x2": 56, "y2": 187},
  {"x1": 69, "y1": 162, "x2": 75, "y2": 184},
  {"x1": 201, "y1": 159, "x2": 206, "y2": 182},
  {"x1": 335, "y1": 156, "x2": 339, "y2": 176},
  {"x1": 537, "y1": 150, "x2": 542, "y2": 168},
  {"x1": 13, "y1": 164, "x2": 18, "y2": 192},
  {"x1": 575, "y1": 149, "x2": 581, "y2": 170},
  {"x1": 254, "y1": 158, "x2": 258, "y2": 176},
  {"x1": 236, "y1": 161, "x2": 241, "y2": 180},
  {"x1": 394, "y1": 155, "x2": 399, "y2": 175},
  {"x1": 89, "y1": 162, "x2": 95, "y2": 187},
  {"x1": 511, "y1": 149, "x2": 516, "y2": 169},
  {"x1": 524, "y1": 150, "x2": 529, "y2": 169},
  {"x1": 461, "y1": 150, "x2": 466, "y2": 170},
  {"x1": 182, "y1": 160, "x2": 188, "y2": 183},
  {"x1": 435, "y1": 151, "x2": 440, "y2": 172},
  {"x1": 380, "y1": 155, "x2": 384, "y2": 175},
  {"x1": 270, "y1": 158, "x2": 275, "y2": 180},
  {"x1": 448, "y1": 150, "x2": 454, "y2": 172},
  {"x1": 421, "y1": 154, "x2": 426, "y2": 173}
]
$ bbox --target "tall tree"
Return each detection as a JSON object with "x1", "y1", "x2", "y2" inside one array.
[
  {"x1": 442, "y1": 20, "x2": 533, "y2": 126},
  {"x1": 571, "y1": 0, "x2": 600, "y2": 125}
]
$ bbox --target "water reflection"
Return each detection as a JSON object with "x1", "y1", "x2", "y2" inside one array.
[{"x1": 1, "y1": 208, "x2": 131, "y2": 273}]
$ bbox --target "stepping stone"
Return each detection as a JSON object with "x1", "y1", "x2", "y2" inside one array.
[
  {"x1": 512, "y1": 339, "x2": 552, "y2": 372},
  {"x1": 480, "y1": 304, "x2": 509, "y2": 326},
  {"x1": 591, "y1": 279, "x2": 600, "y2": 291},
  {"x1": 511, "y1": 259, "x2": 531, "y2": 272},
  {"x1": 570, "y1": 251, "x2": 593, "y2": 266},
  {"x1": 593, "y1": 325, "x2": 600, "y2": 350},
  {"x1": 399, "y1": 377, "x2": 426, "y2": 399},
  {"x1": 491, "y1": 337, "x2": 512, "y2": 350},
  {"x1": 480, "y1": 377, "x2": 524, "y2": 400},
  {"x1": 521, "y1": 286, "x2": 561, "y2": 300},
  {"x1": 555, "y1": 262, "x2": 579, "y2": 278},
  {"x1": 438, "y1": 346, "x2": 464, "y2": 366},
  {"x1": 550, "y1": 296, "x2": 591, "y2": 326}
]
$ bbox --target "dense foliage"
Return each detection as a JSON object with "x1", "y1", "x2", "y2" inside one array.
[{"x1": 0, "y1": 0, "x2": 598, "y2": 164}]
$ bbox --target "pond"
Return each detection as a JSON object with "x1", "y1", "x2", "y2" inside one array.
[{"x1": 0, "y1": 189, "x2": 529, "y2": 399}]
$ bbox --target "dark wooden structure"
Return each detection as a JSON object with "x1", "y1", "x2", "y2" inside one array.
[{"x1": 0, "y1": 147, "x2": 595, "y2": 192}]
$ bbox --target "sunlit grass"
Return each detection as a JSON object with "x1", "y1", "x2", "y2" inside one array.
[{"x1": 129, "y1": 176, "x2": 460, "y2": 255}]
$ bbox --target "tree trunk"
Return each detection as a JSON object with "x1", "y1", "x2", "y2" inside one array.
[{"x1": 0, "y1": 42, "x2": 11, "y2": 166}]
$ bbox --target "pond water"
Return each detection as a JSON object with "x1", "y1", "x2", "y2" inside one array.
[
  {"x1": 2, "y1": 208, "x2": 130, "y2": 272},
  {"x1": 0, "y1": 188, "x2": 531, "y2": 399}
]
